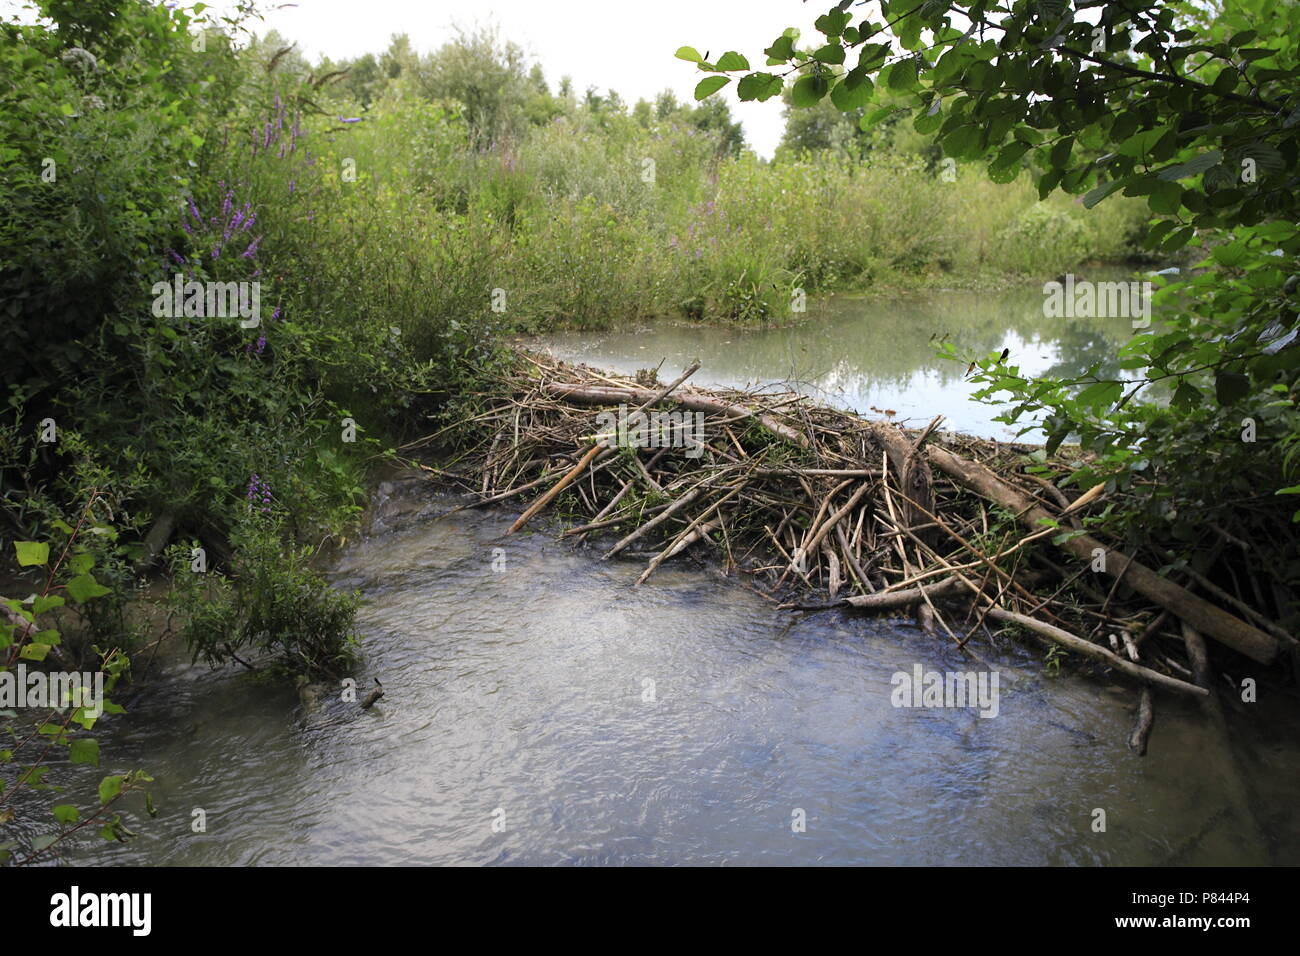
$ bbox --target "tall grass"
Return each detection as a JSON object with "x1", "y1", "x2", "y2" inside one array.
[{"x1": 255, "y1": 78, "x2": 1151, "y2": 359}]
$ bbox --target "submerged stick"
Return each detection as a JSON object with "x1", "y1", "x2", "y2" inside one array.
[
  {"x1": 983, "y1": 607, "x2": 1207, "y2": 698},
  {"x1": 1127, "y1": 687, "x2": 1155, "y2": 755}
]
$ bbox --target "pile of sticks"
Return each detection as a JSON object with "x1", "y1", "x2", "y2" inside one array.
[{"x1": 413, "y1": 351, "x2": 1294, "y2": 752}]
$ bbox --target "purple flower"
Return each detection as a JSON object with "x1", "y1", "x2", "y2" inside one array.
[
  {"x1": 338, "y1": 116, "x2": 361, "y2": 124},
  {"x1": 241, "y1": 236, "x2": 261, "y2": 258}
]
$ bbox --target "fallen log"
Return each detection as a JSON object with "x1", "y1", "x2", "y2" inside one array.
[
  {"x1": 835, "y1": 575, "x2": 965, "y2": 611},
  {"x1": 925, "y1": 443, "x2": 1279, "y2": 665},
  {"x1": 542, "y1": 382, "x2": 811, "y2": 449}
]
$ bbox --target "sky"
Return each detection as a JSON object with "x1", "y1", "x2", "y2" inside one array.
[{"x1": 221, "y1": 0, "x2": 837, "y2": 157}]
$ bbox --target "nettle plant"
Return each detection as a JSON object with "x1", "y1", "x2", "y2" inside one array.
[
  {"x1": 686, "y1": 0, "x2": 1300, "y2": 569},
  {"x1": 1, "y1": 496, "x2": 153, "y2": 866}
]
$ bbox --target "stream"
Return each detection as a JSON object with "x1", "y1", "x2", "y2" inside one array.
[{"x1": 53, "y1": 285, "x2": 1300, "y2": 866}]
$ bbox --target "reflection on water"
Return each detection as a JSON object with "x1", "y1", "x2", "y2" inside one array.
[
  {"x1": 532, "y1": 279, "x2": 1142, "y2": 439},
  {"x1": 58, "y1": 483, "x2": 1298, "y2": 866}
]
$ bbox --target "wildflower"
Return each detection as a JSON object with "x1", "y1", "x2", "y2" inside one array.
[
  {"x1": 246, "y1": 475, "x2": 273, "y2": 513},
  {"x1": 80, "y1": 94, "x2": 105, "y2": 111},
  {"x1": 241, "y1": 236, "x2": 261, "y2": 258},
  {"x1": 338, "y1": 116, "x2": 361, "y2": 124}
]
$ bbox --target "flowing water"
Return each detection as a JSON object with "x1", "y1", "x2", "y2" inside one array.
[
  {"x1": 52, "y1": 478, "x2": 1299, "y2": 866},
  {"x1": 47, "y1": 287, "x2": 1300, "y2": 866}
]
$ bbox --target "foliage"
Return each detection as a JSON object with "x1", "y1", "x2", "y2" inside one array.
[
  {"x1": 691, "y1": 0, "x2": 1300, "y2": 607},
  {"x1": 1, "y1": 501, "x2": 152, "y2": 866},
  {"x1": 168, "y1": 511, "x2": 361, "y2": 677}
]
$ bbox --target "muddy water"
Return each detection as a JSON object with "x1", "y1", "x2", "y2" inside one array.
[
  {"x1": 60, "y1": 479, "x2": 1299, "y2": 866},
  {"x1": 531, "y1": 280, "x2": 1141, "y2": 440}
]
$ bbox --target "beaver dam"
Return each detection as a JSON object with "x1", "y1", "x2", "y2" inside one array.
[{"x1": 411, "y1": 350, "x2": 1297, "y2": 754}]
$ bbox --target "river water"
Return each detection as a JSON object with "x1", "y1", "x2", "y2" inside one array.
[
  {"x1": 51, "y1": 287, "x2": 1299, "y2": 866},
  {"x1": 57, "y1": 478, "x2": 1298, "y2": 866}
]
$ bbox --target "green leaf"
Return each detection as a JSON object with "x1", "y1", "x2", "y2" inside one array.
[
  {"x1": 943, "y1": 125, "x2": 982, "y2": 160},
  {"x1": 884, "y1": 57, "x2": 919, "y2": 91},
  {"x1": 32, "y1": 595, "x2": 65, "y2": 615},
  {"x1": 1049, "y1": 136, "x2": 1074, "y2": 169},
  {"x1": 674, "y1": 46, "x2": 703, "y2": 63},
  {"x1": 1156, "y1": 150, "x2": 1223, "y2": 181},
  {"x1": 70, "y1": 738, "x2": 100, "y2": 766},
  {"x1": 65, "y1": 573, "x2": 111, "y2": 603},
  {"x1": 790, "y1": 73, "x2": 830, "y2": 107},
  {"x1": 19, "y1": 643, "x2": 49, "y2": 662},
  {"x1": 694, "y1": 76, "x2": 729, "y2": 100},
  {"x1": 737, "y1": 72, "x2": 783, "y2": 102},
  {"x1": 812, "y1": 44, "x2": 845, "y2": 65},
  {"x1": 98, "y1": 773, "x2": 123, "y2": 804},
  {"x1": 67, "y1": 552, "x2": 94, "y2": 574},
  {"x1": 1082, "y1": 178, "x2": 1125, "y2": 209},
  {"x1": 15, "y1": 541, "x2": 49, "y2": 567},
  {"x1": 1148, "y1": 180, "x2": 1183, "y2": 215},
  {"x1": 1076, "y1": 381, "x2": 1122, "y2": 409},
  {"x1": 814, "y1": 10, "x2": 851, "y2": 36},
  {"x1": 52, "y1": 804, "x2": 80, "y2": 824},
  {"x1": 715, "y1": 51, "x2": 749, "y2": 72},
  {"x1": 764, "y1": 35, "x2": 795, "y2": 62},
  {"x1": 830, "y1": 71, "x2": 873, "y2": 110}
]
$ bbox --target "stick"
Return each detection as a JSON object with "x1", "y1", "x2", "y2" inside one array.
[
  {"x1": 982, "y1": 607, "x2": 1207, "y2": 698},
  {"x1": 507, "y1": 443, "x2": 602, "y2": 534},
  {"x1": 926, "y1": 443, "x2": 1279, "y2": 664}
]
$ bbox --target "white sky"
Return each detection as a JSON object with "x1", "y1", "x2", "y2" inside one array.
[
  {"x1": 230, "y1": 0, "x2": 836, "y2": 157},
  {"x1": 0, "y1": 0, "x2": 871, "y2": 156}
]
